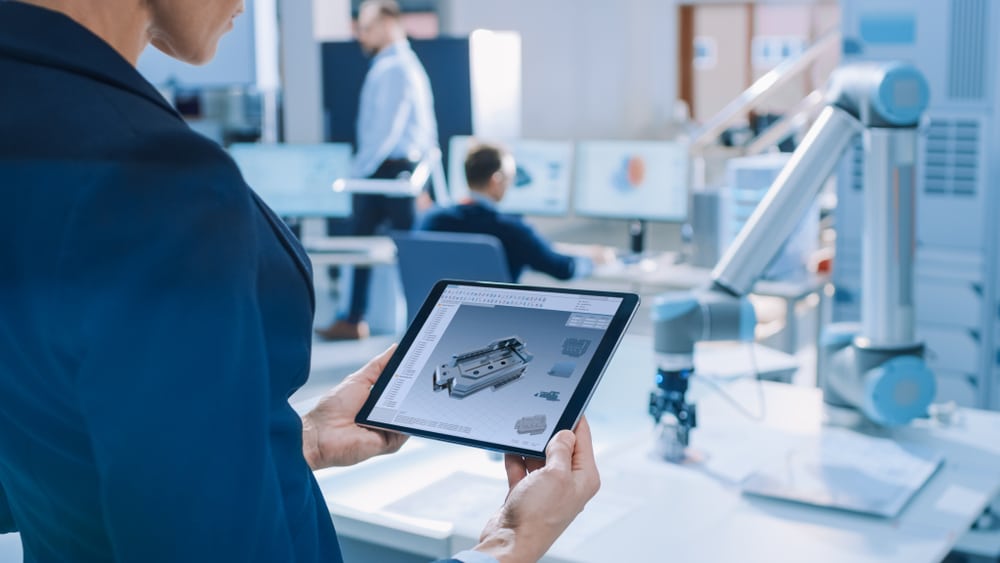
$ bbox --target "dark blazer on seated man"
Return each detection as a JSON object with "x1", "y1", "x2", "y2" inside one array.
[{"x1": 420, "y1": 143, "x2": 603, "y2": 282}]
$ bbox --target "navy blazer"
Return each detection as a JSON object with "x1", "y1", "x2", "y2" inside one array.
[
  {"x1": 419, "y1": 199, "x2": 578, "y2": 281},
  {"x1": 0, "y1": 3, "x2": 463, "y2": 562}
]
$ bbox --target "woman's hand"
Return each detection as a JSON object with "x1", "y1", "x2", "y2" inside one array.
[{"x1": 302, "y1": 345, "x2": 408, "y2": 469}]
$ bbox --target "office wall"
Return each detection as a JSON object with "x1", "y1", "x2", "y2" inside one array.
[
  {"x1": 691, "y1": 5, "x2": 751, "y2": 122},
  {"x1": 751, "y1": 3, "x2": 840, "y2": 115},
  {"x1": 281, "y1": 0, "x2": 326, "y2": 142},
  {"x1": 438, "y1": 0, "x2": 680, "y2": 140}
]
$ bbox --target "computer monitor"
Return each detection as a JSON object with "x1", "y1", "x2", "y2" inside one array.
[
  {"x1": 573, "y1": 140, "x2": 689, "y2": 254},
  {"x1": 228, "y1": 143, "x2": 353, "y2": 218},
  {"x1": 573, "y1": 140, "x2": 689, "y2": 222},
  {"x1": 448, "y1": 136, "x2": 573, "y2": 216}
]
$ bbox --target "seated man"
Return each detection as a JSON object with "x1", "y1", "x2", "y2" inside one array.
[{"x1": 420, "y1": 143, "x2": 612, "y2": 281}]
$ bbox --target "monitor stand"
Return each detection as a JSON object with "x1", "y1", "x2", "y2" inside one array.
[{"x1": 625, "y1": 219, "x2": 646, "y2": 263}]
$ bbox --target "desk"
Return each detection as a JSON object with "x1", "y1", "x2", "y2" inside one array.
[
  {"x1": 531, "y1": 251, "x2": 829, "y2": 355},
  {"x1": 301, "y1": 235, "x2": 396, "y2": 267},
  {"x1": 312, "y1": 335, "x2": 1000, "y2": 563},
  {"x1": 1, "y1": 338, "x2": 996, "y2": 561},
  {"x1": 302, "y1": 236, "x2": 403, "y2": 334}
]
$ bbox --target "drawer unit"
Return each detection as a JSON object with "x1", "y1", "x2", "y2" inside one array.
[
  {"x1": 992, "y1": 369, "x2": 1000, "y2": 410},
  {"x1": 916, "y1": 116, "x2": 991, "y2": 251},
  {"x1": 915, "y1": 279, "x2": 983, "y2": 329},
  {"x1": 917, "y1": 324, "x2": 982, "y2": 376},
  {"x1": 933, "y1": 369, "x2": 982, "y2": 408}
]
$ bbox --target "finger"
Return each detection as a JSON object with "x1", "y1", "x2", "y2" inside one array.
[
  {"x1": 523, "y1": 456, "x2": 545, "y2": 473},
  {"x1": 504, "y1": 454, "x2": 528, "y2": 489},
  {"x1": 571, "y1": 416, "x2": 601, "y2": 495},
  {"x1": 543, "y1": 429, "x2": 576, "y2": 473},
  {"x1": 571, "y1": 416, "x2": 596, "y2": 470},
  {"x1": 379, "y1": 427, "x2": 408, "y2": 442},
  {"x1": 381, "y1": 429, "x2": 409, "y2": 453},
  {"x1": 349, "y1": 344, "x2": 398, "y2": 386},
  {"x1": 361, "y1": 427, "x2": 407, "y2": 458}
]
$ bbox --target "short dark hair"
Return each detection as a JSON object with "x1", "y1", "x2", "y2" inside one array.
[
  {"x1": 464, "y1": 143, "x2": 508, "y2": 189},
  {"x1": 360, "y1": 0, "x2": 401, "y2": 20}
]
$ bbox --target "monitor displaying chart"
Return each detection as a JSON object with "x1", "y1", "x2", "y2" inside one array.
[
  {"x1": 229, "y1": 143, "x2": 353, "y2": 218},
  {"x1": 573, "y1": 140, "x2": 689, "y2": 221},
  {"x1": 448, "y1": 136, "x2": 573, "y2": 216}
]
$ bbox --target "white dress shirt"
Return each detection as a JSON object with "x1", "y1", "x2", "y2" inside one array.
[{"x1": 352, "y1": 39, "x2": 439, "y2": 178}]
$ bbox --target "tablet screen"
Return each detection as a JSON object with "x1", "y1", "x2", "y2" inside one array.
[{"x1": 359, "y1": 281, "x2": 638, "y2": 457}]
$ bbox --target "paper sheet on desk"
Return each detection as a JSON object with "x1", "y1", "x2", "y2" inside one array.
[
  {"x1": 384, "y1": 471, "x2": 506, "y2": 526},
  {"x1": 692, "y1": 425, "x2": 800, "y2": 484},
  {"x1": 551, "y1": 493, "x2": 643, "y2": 551},
  {"x1": 740, "y1": 427, "x2": 943, "y2": 518}
]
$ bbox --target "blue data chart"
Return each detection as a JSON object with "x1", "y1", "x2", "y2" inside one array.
[{"x1": 573, "y1": 140, "x2": 688, "y2": 222}]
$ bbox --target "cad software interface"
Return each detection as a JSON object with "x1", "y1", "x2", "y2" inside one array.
[{"x1": 369, "y1": 284, "x2": 623, "y2": 452}]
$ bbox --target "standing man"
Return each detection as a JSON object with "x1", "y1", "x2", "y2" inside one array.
[{"x1": 316, "y1": 0, "x2": 439, "y2": 341}]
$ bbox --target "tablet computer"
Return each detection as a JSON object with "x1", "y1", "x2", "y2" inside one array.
[{"x1": 356, "y1": 280, "x2": 640, "y2": 458}]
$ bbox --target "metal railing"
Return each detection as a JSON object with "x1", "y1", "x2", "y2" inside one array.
[
  {"x1": 331, "y1": 147, "x2": 451, "y2": 204},
  {"x1": 689, "y1": 30, "x2": 841, "y2": 155},
  {"x1": 743, "y1": 89, "x2": 827, "y2": 156}
]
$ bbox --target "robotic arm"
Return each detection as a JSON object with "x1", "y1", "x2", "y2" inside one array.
[{"x1": 651, "y1": 63, "x2": 936, "y2": 461}]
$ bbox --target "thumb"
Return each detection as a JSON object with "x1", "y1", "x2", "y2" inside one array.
[
  {"x1": 544, "y1": 430, "x2": 576, "y2": 473},
  {"x1": 350, "y1": 344, "x2": 397, "y2": 386}
]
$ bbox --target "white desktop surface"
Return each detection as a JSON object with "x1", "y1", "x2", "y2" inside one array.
[
  {"x1": 312, "y1": 335, "x2": 1000, "y2": 563},
  {"x1": 591, "y1": 251, "x2": 710, "y2": 290},
  {"x1": 301, "y1": 235, "x2": 396, "y2": 267},
  {"x1": 583, "y1": 251, "x2": 827, "y2": 297}
]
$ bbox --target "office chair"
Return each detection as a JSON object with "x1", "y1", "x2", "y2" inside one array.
[{"x1": 390, "y1": 230, "x2": 513, "y2": 325}]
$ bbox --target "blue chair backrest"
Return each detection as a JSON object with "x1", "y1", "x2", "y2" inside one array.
[{"x1": 391, "y1": 230, "x2": 513, "y2": 324}]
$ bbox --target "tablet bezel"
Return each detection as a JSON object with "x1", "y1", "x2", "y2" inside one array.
[{"x1": 355, "y1": 279, "x2": 640, "y2": 458}]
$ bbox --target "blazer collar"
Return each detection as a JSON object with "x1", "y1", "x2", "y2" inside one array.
[
  {"x1": 465, "y1": 191, "x2": 500, "y2": 211},
  {"x1": 0, "y1": 2, "x2": 182, "y2": 122}
]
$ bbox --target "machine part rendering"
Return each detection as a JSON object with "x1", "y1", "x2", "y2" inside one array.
[
  {"x1": 561, "y1": 338, "x2": 591, "y2": 357},
  {"x1": 535, "y1": 391, "x2": 561, "y2": 402},
  {"x1": 547, "y1": 362, "x2": 576, "y2": 378},
  {"x1": 433, "y1": 336, "x2": 533, "y2": 398},
  {"x1": 515, "y1": 415, "x2": 548, "y2": 435}
]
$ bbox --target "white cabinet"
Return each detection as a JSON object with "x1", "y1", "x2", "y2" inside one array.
[
  {"x1": 915, "y1": 279, "x2": 983, "y2": 329},
  {"x1": 933, "y1": 369, "x2": 982, "y2": 408},
  {"x1": 918, "y1": 325, "x2": 982, "y2": 376}
]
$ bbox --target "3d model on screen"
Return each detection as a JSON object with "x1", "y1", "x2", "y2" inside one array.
[
  {"x1": 534, "y1": 391, "x2": 561, "y2": 402},
  {"x1": 515, "y1": 415, "x2": 548, "y2": 435},
  {"x1": 561, "y1": 338, "x2": 591, "y2": 358},
  {"x1": 433, "y1": 336, "x2": 534, "y2": 398},
  {"x1": 548, "y1": 362, "x2": 576, "y2": 378}
]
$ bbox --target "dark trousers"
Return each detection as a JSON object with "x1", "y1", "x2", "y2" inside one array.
[{"x1": 332, "y1": 159, "x2": 418, "y2": 323}]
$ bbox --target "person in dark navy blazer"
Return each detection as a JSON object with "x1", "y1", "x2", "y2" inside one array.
[
  {"x1": 0, "y1": 2, "x2": 600, "y2": 562},
  {"x1": 420, "y1": 143, "x2": 615, "y2": 281}
]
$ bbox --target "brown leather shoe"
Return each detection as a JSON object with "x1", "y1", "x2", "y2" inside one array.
[{"x1": 314, "y1": 320, "x2": 370, "y2": 341}]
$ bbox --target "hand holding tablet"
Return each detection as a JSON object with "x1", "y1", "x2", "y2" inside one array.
[{"x1": 355, "y1": 280, "x2": 640, "y2": 458}]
